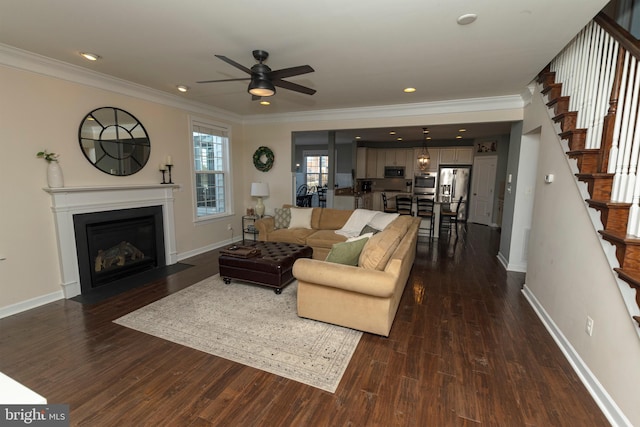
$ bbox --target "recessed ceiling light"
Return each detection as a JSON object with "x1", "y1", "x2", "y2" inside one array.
[
  {"x1": 457, "y1": 14, "x2": 477, "y2": 25},
  {"x1": 260, "y1": 100, "x2": 271, "y2": 106},
  {"x1": 389, "y1": 131, "x2": 396, "y2": 135},
  {"x1": 426, "y1": 136, "x2": 432, "y2": 140},
  {"x1": 355, "y1": 136, "x2": 361, "y2": 139},
  {"x1": 403, "y1": 87, "x2": 417, "y2": 93},
  {"x1": 459, "y1": 128, "x2": 467, "y2": 132},
  {"x1": 397, "y1": 137, "x2": 403, "y2": 141},
  {"x1": 423, "y1": 128, "x2": 430, "y2": 134},
  {"x1": 80, "y1": 52, "x2": 100, "y2": 61},
  {"x1": 176, "y1": 85, "x2": 189, "y2": 93},
  {"x1": 456, "y1": 135, "x2": 463, "y2": 139}
]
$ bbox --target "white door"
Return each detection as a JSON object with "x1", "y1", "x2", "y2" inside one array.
[{"x1": 469, "y1": 156, "x2": 497, "y2": 225}]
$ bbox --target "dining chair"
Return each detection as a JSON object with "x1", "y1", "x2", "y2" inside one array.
[
  {"x1": 318, "y1": 186, "x2": 327, "y2": 207},
  {"x1": 395, "y1": 195, "x2": 413, "y2": 216}
]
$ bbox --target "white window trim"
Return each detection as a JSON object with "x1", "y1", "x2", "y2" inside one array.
[{"x1": 189, "y1": 116, "x2": 234, "y2": 223}]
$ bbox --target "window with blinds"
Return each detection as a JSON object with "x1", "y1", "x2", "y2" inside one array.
[{"x1": 192, "y1": 120, "x2": 231, "y2": 219}]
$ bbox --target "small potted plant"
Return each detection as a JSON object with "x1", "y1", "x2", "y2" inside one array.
[
  {"x1": 36, "y1": 150, "x2": 59, "y2": 162},
  {"x1": 37, "y1": 150, "x2": 63, "y2": 188}
]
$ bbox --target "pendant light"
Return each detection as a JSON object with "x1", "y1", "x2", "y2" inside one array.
[{"x1": 417, "y1": 127, "x2": 431, "y2": 171}]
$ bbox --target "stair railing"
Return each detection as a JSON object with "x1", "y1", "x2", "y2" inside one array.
[{"x1": 549, "y1": 14, "x2": 640, "y2": 236}]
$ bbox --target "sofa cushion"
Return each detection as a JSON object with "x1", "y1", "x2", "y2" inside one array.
[
  {"x1": 274, "y1": 208, "x2": 291, "y2": 229},
  {"x1": 306, "y1": 229, "x2": 347, "y2": 250},
  {"x1": 325, "y1": 235, "x2": 370, "y2": 266},
  {"x1": 359, "y1": 227, "x2": 402, "y2": 270},
  {"x1": 289, "y1": 208, "x2": 313, "y2": 229},
  {"x1": 317, "y1": 208, "x2": 354, "y2": 230},
  {"x1": 385, "y1": 215, "x2": 412, "y2": 236},
  {"x1": 267, "y1": 228, "x2": 316, "y2": 245}
]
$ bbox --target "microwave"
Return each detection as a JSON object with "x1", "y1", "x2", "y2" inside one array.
[
  {"x1": 414, "y1": 172, "x2": 437, "y2": 195},
  {"x1": 384, "y1": 166, "x2": 405, "y2": 178}
]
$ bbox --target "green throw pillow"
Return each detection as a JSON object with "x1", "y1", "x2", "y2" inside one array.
[
  {"x1": 360, "y1": 224, "x2": 381, "y2": 235},
  {"x1": 325, "y1": 237, "x2": 369, "y2": 266}
]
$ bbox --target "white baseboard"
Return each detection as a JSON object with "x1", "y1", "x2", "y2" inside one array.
[
  {"x1": 521, "y1": 284, "x2": 632, "y2": 427},
  {"x1": 1, "y1": 239, "x2": 242, "y2": 319},
  {"x1": 496, "y1": 252, "x2": 527, "y2": 272},
  {"x1": 0, "y1": 291, "x2": 64, "y2": 319},
  {"x1": 177, "y1": 237, "x2": 241, "y2": 262}
]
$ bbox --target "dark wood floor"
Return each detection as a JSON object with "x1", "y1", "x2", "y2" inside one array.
[{"x1": 0, "y1": 224, "x2": 609, "y2": 426}]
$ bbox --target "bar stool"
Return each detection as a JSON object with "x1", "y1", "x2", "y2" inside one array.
[
  {"x1": 440, "y1": 197, "x2": 464, "y2": 236},
  {"x1": 415, "y1": 197, "x2": 435, "y2": 239}
]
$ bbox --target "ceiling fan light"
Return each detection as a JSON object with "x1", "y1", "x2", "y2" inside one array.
[{"x1": 248, "y1": 78, "x2": 275, "y2": 97}]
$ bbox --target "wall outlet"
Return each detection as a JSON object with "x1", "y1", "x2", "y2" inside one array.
[
  {"x1": 585, "y1": 316, "x2": 594, "y2": 336},
  {"x1": 227, "y1": 224, "x2": 233, "y2": 231}
]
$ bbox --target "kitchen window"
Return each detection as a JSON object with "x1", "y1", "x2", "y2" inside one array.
[
  {"x1": 192, "y1": 119, "x2": 232, "y2": 220},
  {"x1": 304, "y1": 152, "x2": 329, "y2": 188}
]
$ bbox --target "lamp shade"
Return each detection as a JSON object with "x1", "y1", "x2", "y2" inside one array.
[{"x1": 250, "y1": 182, "x2": 270, "y2": 197}]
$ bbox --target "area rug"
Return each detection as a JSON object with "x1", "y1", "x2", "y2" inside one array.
[{"x1": 114, "y1": 274, "x2": 362, "y2": 393}]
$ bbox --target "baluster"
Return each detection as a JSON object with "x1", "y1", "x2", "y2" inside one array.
[
  {"x1": 623, "y1": 59, "x2": 640, "y2": 203},
  {"x1": 592, "y1": 37, "x2": 619, "y2": 151},
  {"x1": 617, "y1": 58, "x2": 638, "y2": 202},
  {"x1": 611, "y1": 51, "x2": 632, "y2": 200},
  {"x1": 581, "y1": 26, "x2": 604, "y2": 135},
  {"x1": 630, "y1": 101, "x2": 640, "y2": 236},
  {"x1": 574, "y1": 23, "x2": 596, "y2": 115},
  {"x1": 604, "y1": 48, "x2": 627, "y2": 174}
]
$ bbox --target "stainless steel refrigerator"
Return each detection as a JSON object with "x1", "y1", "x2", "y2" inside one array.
[{"x1": 438, "y1": 166, "x2": 471, "y2": 220}]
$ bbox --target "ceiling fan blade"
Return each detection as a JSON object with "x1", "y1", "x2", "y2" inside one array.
[
  {"x1": 197, "y1": 77, "x2": 251, "y2": 84},
  {"x1": 214, "y1": 55, "x2": 252, "y2": 74},
  {"x1": 269, "y1": 65, "x2": 315, "y2": 80},
  {"x1": 272, "y1": 79, "x2": 316, "y2": 95}
]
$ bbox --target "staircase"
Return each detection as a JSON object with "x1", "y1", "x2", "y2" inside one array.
[{"x1": 538, "y1": 13, "x2": 640, "y2": 327}]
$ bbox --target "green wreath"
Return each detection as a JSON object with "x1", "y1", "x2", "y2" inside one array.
[{"x1": 253, "y1": 146, "x2": 274, "y2": 172}]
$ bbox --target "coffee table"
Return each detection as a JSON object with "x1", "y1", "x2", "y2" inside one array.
[{"x1": 219, "y1": 241, "x2": 313, "y2": 294}]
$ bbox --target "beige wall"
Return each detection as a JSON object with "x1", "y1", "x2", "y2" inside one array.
[
  {"x1": 0, "y1": 65, "x2": 245, "y2": 309},
  {"x1": 523, "y1": 89, "x2": 640, "y2": 425}
]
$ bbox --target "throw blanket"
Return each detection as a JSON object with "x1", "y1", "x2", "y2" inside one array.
[{"x1": 335, "y1": 209, "x2": 379, "y2": 238}]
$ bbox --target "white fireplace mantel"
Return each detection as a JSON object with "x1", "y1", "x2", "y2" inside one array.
[{"x1": 44, "y1": 184, "x2": 179, "y2": 298}]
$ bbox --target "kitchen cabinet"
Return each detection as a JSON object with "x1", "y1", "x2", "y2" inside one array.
[
  {"x1": 366, "y1": 149, "x2": 377, "y2": 178},
  {"x1": 376, "y1": 150, "x2": 386, "y2": 178},
  {"x1": 439, "y1": 147, "x2": 473, "y2": 165},
  {"x1": 385, "y1": 149, "x2": 408, "y2": 167},
  {"x1": 356, "y1": 147, "x2": 367, "y2": 179}
]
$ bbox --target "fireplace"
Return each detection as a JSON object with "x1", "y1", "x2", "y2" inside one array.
[
  {"x1": 74, "y1": 206, "x2": 166, "y2": 293},
  {"x1": 44, "y1": 185, "x2": 178, "y2": 298}
]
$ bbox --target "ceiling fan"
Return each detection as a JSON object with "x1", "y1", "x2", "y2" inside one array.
[{"x1": 197, "y1": 50, "x2": 316, "y2": 100}]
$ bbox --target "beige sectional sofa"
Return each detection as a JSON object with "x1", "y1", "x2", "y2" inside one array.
[{"x1": 255, "y1": 206, "x2": 420, "y2": 336}]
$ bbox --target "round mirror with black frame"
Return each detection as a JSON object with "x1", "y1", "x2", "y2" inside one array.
[{"x1": 78, "y1": 107, "x2": 150, "y2": 176}]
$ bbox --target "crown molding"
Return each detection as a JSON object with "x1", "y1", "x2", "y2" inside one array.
[
  {"x1": 241, "y1": 94, "x2": 526, "y2": 125},
  {"x1": 0, "y1": 43, "x2": 242, "y2": 123},
  {"x1": 1, "y1": 43, "x2": 526, "y2": 127}
]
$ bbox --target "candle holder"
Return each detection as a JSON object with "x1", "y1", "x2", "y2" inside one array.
[
  {"x1": 165, "y1": 164, "x2": 173, "y2": 184},
  {"x1": 160, "y1": 168, "x2": 167, "y2": 184}
]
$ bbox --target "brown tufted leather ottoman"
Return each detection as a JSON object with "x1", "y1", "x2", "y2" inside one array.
[{"x1": 219, "y1": 241, "x2": 313, "y2": 294}]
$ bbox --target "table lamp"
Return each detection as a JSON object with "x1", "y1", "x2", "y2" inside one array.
[{"x1": 250, "y1": 182, "x2": 270, "y2": 217}]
